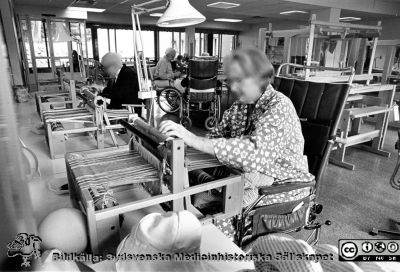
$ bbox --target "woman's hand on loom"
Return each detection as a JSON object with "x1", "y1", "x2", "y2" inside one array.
[
  {"x1": 158, "y1": 120, "x2": 215, "y2": 155},
  {"x1": 159, "y1": 120, "x2": 196, "y2": 144}
]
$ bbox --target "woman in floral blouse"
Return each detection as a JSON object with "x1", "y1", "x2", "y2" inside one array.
[{"x1": 159, "y1": 47, "x2": 314, "y2": 207}]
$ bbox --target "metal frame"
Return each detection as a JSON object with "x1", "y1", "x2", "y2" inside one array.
[
  {"x1": 259, "y1": 14, "x2": 382, "y2": 84},
  {"x1": 131, "y1": 1, "x2": 167, "y2": 123},
  {"x1": 276, "y1": 63, "x2": 356, "y2": 83}
]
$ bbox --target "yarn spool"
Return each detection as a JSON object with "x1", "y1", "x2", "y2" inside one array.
[
  {"x1": 38, "y1": 208, "x2": 88, "y2": 253},
  {"x1": 89, "y1": 185, "x2": 119, "y2": 210}
]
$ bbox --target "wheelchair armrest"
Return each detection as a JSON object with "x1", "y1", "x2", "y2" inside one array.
[{"x1": 258, "y1": 180, "x2": 316, "y2": 196}]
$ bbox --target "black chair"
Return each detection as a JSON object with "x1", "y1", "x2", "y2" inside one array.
[
  {"x1": 235, "y1": 72, "x2": 351, "y2": 248},
  {"x1": 185, "y1": 58, "x2": 221, "y2": 130}
]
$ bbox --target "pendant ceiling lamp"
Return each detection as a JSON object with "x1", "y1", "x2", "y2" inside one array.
[{"x1": 157, "y1": 0, "x2": 206, "y2": 27}]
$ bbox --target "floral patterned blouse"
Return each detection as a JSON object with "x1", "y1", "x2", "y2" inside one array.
[{"x1": 208, "y1": 84, "x2": 314, "y2": 183}]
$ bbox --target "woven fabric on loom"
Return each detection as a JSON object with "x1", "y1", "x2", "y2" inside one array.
[
  {"x1": 105, "y1": 109, "x2": 131, "y2": 119},
  {"x1": 66, "y1": 149, "x2": 160, "y2": 190},
  {"x1": 185, "y1": 147, "x2": 222, "y2": 170},
  {"x1": 43, "y1": 108, "x2": 92, "y2": 121}
]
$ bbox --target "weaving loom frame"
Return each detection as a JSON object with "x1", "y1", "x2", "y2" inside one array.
[
  {"x1": 43, "y1": 79, "x2": 134, "y2": 159},
  {"x1": 258, "y1": 14, "x2": 382, "y2": 82},
  {"x1": 66, "y1": 118, "x2": 245, "y2": 254},
  {"x1": 35, "y1": 78, "x2": 79, "y2": 121}
]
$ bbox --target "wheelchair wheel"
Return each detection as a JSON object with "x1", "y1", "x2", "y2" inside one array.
[
  {"x1": 205, "y1": 116, "x2": 218, "y2": 131},
  {"x1": 158, "y1": 87, "x2": 182, "y2": 114},
  {"x1": 180, "y1": 116, "x2": 192, "y2": 129}
]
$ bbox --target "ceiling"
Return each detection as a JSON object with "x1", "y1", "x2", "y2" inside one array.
[{"x1": 12, "y1": 0, "x2": 400, "y2": 24}]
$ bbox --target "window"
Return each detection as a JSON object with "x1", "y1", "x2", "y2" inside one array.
[
  {"x1": 30, "y1": 20, "x2": 51, "y2": 68},
  {"x1": 220, "y1": 34, "x2": 235, "y2": 60},
  {"x1": 138, "y1": 30, "x2": 155, "y2": 59},
  {"x1": 211, "y1": 33, "x2": 237, "y2": 62},
  {"x1": 213, "y1": 34, "x2": 219, "y2": 56},
  {"x1": 96, "y1": 28, "x2": 155, "y2": 60},
  {"x1": 195, "y1": 33, "x2": 200, "y2": 56},
  {"x1": 89, "y1": 26, "x2": 237, "y2": 62},
  {"x1": 20, "y1": 20, "x2": 32, "y2": 68},
  {"x1": 75, "y1": 22, "x2": 89, "y2": 59},
  {"x1": 180, "y1": 32, "x2": 185, "y2": 55},
  {"x1": 86, "y1": 28, "x2": 93, "y2": 58},
  {"x1": 97, "y1": 28, "x2": 109, "y2": 59},
  {"x1": 195, "y1": 33, "x2": 206, "y2": 56},
  {"x1": 171, "y1": 32, "x2": 186, "y2": 54},
  {"x1": 159, "y1": 31, "x2": 173, "y2": 57},
  {"x1": 109, "y1": 29, "x2": 116, "y2": 52},
  {"x1": 50, "y1": 21, "x2": 69, "y2": 61},
  {"x1": 116, "y1": 29, "x2": 134, "y2": 59},
  {"x1": 172, "y1": 32, "x2": 179, "y2": 52}
]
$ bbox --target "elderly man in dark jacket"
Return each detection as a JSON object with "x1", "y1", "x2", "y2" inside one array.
[{"x1": 100, "y1": 52, "x2": 142, "y2": 115}]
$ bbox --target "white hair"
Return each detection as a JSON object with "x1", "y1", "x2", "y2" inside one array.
[
  {"x1": 165, "y1": 48, "x2": 176, "y2": 56},
  {"x1": 101, "y1": 52, "x2": 122, "y2": 67}
]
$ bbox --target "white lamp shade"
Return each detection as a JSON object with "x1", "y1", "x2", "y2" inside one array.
[{"x1": 157, "y1": 0, "x2": 206, "y2": 27}]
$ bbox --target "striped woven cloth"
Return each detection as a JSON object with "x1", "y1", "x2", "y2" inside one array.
[
  {"x1": 66, "y1": 149, "x2": 160, "y2": 190},
  {"x1": 105, "y1": 109, "x2": 131, "y2": 119},
  {"x1": 43, "y1": 108, "x2": 92, "y2": 122}
]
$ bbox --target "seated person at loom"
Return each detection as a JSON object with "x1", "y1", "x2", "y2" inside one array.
[
  {"x1": 99, "y1": 52, "x2": 142, "y2": 115},
  {"x1": 159, "y1": 47, "x2": 314, "y2": 208},
  {"x1": 153, "y1": 48, "x2": 184, "y2": 92},
  {"x1": 175, "y1": 54, "x2": 187, "y2": 73}
]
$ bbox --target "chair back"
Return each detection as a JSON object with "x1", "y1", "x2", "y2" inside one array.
[
  {"x1": 274, "y1": 77, "x2": 350, "y2": 191},
  {"x1": 186, "y1": 58, "x2": 219, "y2": 102},
  {"x1": 189, "y1": 58, "x2": 219, "y2": 79},
  {"x1": 189, "y1": 77, "x2": 217, "y2": 90}
]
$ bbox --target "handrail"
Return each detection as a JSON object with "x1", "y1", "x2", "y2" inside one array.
[{"x1": 276, "y1": 63, "x2": 355, "y2": 84}]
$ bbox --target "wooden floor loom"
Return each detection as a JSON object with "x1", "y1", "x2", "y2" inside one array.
[
  {"x1": 330, "y1": 84, "x2": 396, "y2": 170},
  {"x1": 43, "y1": 80, "x2": 134, "y2": 159},
  {"x1": 66, "y1": 116, "x2": 244, "y2": 254},
  {"x1": 35, "y1": 78, "x2": 87, "y2": 120}
]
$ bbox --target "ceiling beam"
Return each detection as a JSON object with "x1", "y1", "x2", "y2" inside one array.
[{"x1": 282, "y1": 0, "x2": 400, "y2": 16}]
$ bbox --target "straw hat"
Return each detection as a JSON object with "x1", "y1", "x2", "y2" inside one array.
[{"x1": 116, "y1": 210, "x2": 211, "y2": 272}]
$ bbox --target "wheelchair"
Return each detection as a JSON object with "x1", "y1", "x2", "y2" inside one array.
[
  {"x1": 184, "y1": 64, "x2": 352, "y2": 249},
  {"x1": 231, "y1": 65, "x2": 353, "y2": 248},
  {"x1": 154, "y1": 57, "x2": 222, "y2": 130}
]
